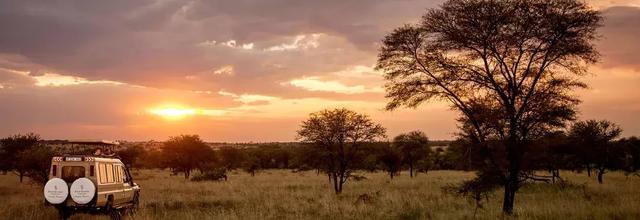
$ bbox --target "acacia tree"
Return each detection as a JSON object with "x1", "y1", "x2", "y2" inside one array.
[
  {"x1": 393, "y1": 131, "x2": 431, "y2": 177},
  {"x1": 0, "y1": 133, "x2": 42, "y2": 182},
  {"x1": 619, "y1": 136, "x2": 640, "y2": 175},
  {"x1": 378, "y1": 144, "x2": 402, "y2": 179},
  {"x1": 568, "y1": 120, "x2": 622, "y2": 183},
  {"x1": 117, "y1": 144, "x2": 146, "y2": 169},
  {"x1": 377, "y1": 0, "x2": 601, "y2": 214},
  {"x1": 162, "y1": 135, "x2": 215, "y2": 179},
  {"x1": 297, "y1": 108, "x2": 386, "y2": 193}
]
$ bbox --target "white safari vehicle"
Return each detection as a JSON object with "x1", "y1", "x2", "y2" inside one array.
[{"x1": 43, "y1": 140, "x2": 140, "y2": 219}]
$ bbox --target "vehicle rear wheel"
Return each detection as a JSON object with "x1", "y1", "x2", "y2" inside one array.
[
  {"x1": 109, "y1": 209, "x2": 123, "y2": 220},
  {"x1": 105, "y1": 196, "x2": 122, "y2": 220}
]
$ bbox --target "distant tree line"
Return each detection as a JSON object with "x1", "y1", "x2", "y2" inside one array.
[{"x1": 1, "y1": 118, "x2": 637, "y2": 188}]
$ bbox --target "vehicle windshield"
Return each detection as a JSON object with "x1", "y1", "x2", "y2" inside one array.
[{"x1": 62, "y1": 166, "x2": 85, "y2": 182}]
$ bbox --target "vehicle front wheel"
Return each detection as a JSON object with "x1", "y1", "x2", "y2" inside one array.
[{"x1": 131, "y1": 191, "x2": 140, "y2": 213}]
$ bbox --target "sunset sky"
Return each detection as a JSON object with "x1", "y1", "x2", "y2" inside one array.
[{"x1": 0, "y1": 0, "x2": 639, "y2": 142}]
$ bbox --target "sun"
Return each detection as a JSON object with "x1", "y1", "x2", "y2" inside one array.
[{"x1": 148, "y1": 105, "x2": 197, "y2": 120}]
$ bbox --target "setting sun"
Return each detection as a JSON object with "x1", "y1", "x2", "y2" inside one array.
[
  {"x1": 148, "y1": 104, "x2": 228, "y2": 120},
  {"x1": 149, "y1": 107, "x2": 196, "y2": 120}
]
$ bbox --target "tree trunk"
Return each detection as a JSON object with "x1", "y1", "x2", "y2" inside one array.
[
  {"x1": 502, "y1": 180, "x2": 517, "y2": 214},
  {"x1": 19, "y1": 172, "x2": 24, "y2": 183},
  {"x1": 409, "y1": 163, "x2": 414, "y2": 178},
  {"x1": 390, "y1": 171, "x2": 394, "y2": 179},
  {"x1": 587, "y1": 165, "x2": 592, "y2": 177},
  {"x1": 332, "y1": 172, "x2": 340, "y2": 194},
  {"x1": 184, "y1": 170, "x2": 190, "y2": 179},
  {"x1": 502, "y1": 120, "x2": 520, "y2": 215},
  {"x1": 597, "y1": 168, "x2": 605, "y2": 184},
  {"x1": 551, "y1": 170, "x2": 560, "y2": 183}
]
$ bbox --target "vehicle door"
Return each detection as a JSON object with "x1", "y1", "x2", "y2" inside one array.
[{"x1": 119, "y1": 165, "x2": 133, "y2": 203}]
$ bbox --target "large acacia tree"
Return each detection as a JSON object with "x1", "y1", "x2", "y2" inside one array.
[
  {"x1": 297, "y1": 108, "x2": 386, "y2": 193},
  {"x1": 377, "y1": 0, "x2": 601, "y2": 214}
]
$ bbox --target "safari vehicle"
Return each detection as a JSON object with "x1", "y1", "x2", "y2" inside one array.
[{"x1": 43, "y1": 140, "x2": 141, "y2": 219}]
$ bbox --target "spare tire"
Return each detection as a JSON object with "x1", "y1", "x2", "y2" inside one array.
[
  {"x1": 44, "y1": 178, "x2": 69, "y2": 204},
  {"x1": 70, "y1": 178, "x2": 96, "y2": 204}
]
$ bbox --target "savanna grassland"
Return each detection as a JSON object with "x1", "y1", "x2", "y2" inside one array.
[{"x1": 1, "y1": 170, "x2": 639, "y2": 220}]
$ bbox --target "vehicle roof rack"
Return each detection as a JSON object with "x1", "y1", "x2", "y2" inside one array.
[
  {"x1": 67, "y1": 140, "x2": 120, "y2": 145},
  {"x1": 59, "y1": 153, "x2": 120, "y2": 158}
]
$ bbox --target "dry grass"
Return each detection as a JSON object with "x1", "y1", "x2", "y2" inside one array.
[{"x1": 1, "y1": 170, "x2": 639, "y2": 220}]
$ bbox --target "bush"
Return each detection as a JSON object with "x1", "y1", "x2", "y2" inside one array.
[{"x1": 191, "y1": 168, "x2": 228, "y2": 182}]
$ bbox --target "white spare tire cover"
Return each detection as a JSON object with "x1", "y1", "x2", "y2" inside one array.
[
  {"x1": 44, "y1": 178, "x2": 68, "y2": 204},
  {"x1": 70, "y1": 178, "x2": 96, "y2": 204}
]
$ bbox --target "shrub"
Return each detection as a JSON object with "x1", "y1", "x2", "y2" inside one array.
[{"x1": 191, "y1": 168, "x2": 228, "y2": 182}]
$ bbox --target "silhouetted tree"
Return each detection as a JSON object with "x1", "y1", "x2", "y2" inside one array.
[
  {"x1": 619, "y1": 136, "x2": 640, "y2": 175},
  {"x1": 377, "y1": 144, "x2": 402, "y2": 179},
  {"x1": 393, "y1": 131, "x2": 431, "y2": 177},
  {"x1": 568, "y1": 120, "x2": 622, "y2": 183},
  {"x1": 117, "y1": 144, "x2": 145, "y2": 169},
  {"x1": 377, "y1": 0, "x2": 601, "y2": 214},
  {"x1": 162, "y1": 135, "x2": 215, "y2": 179},
  {"x1": 0, "y1": 133, "x2": 42, "y2": 182},
  {"x1": 242, "y1": 148, "x2": 262, "y2": 176},
  {"x1": 19, "y1": 145, "x2": 55, "y2": 185},
  {"x1": 297, "y1": 108, "x2": 386, "y2": 193},
  {"x1": 219, "y1": 146, "x2": 246, "y2": 170}
]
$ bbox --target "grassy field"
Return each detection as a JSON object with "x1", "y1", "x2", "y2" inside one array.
[{"x1": 1, "y1": 170, "x2": 639, "y2": 220}]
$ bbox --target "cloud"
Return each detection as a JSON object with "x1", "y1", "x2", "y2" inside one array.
[
  {"x1": 598, "y1": 6, "x2": 640, "y2": 70},
  {"x1": 286, "y1": 77, "x2": 383, "y2": 94},
  {"x1": 1, "y1": 1, "x2": 639, "y2": 141},
  {"x1": 218, "y1": 90, "x2": 280, "y2": 104},
  {"x1": 265, "y1": 34, "x2": 322, "y2": 51}
]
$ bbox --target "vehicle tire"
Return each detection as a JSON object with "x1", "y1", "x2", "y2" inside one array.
[
  {"x1": 105, "y1": 197, "x2": 122, "y2": 220},
  {"x1": 130, "y1": 191, "x2": 140, "y2": 214},
  {"x1": 109, "y1": 209, "x2": 123, "y2": 220}
]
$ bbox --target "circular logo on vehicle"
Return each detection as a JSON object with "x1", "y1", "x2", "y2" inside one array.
[
  {"x1": 70, "y1": 178, "x2": 96, "y2": 204},
  {"x1": 44, "y1": 178, "x2": 68, "y2": 204}
]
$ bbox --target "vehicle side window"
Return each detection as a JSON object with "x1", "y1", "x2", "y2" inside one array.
[
  {"x1": 120, "y1": 166, "x2": 127, "y2": 183},
  {"x1": 90, "y1": 165, "x2": 95, "y2": 176},
  {"x1": 52, "y1": 165, "x2": 57, "y2": 176},
  {"x1": 115, "y1": 165, "x2": 121, "y2": 183},
  {"x1": 99, "y1": 164, "x2": 107, "y2": 184},
  {"x1": 106, "y1": 164, "x2": 114, "y2": 183}
]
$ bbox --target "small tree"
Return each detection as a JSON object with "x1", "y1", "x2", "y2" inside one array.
[
  {"x1": 377, "y1": 144, "x2": 402, "y2": 179},
  {"x1": 568, "y1": 120, "x2": 622, "y2": 183},
  {"x1": 162, "y1": 135, "x2": 215, "y2": 179},
  {"x1": 0, "y1": 133, "x2": 42, "y2": 182},
  {"x1": 242, "y1": 148, "x2": 262, "y2": 176},
  {"x1": 393, "y1": 131, "x2": 431, "y2": 177},
  {"x1": 117, "y1": 145, "x2": 146, "y2": 170},
  {"x1": 619, "y1": 137, "x2": 640, "y2": 175},
  {"x1": 219, "y1": 146, "x2": 245, "y2": 170},
  {"x1": 19, "y1": 145, "x2": 55, "y2": 185},
  {"x1": 297, "y1": 108, "x2": 386, "y2": 193}
]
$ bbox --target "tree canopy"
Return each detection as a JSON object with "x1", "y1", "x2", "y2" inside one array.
[
  {"x1": 377, "y1": 0, "x2": 601, "y2": 214},
  {"x1": 297, "y1": 108, "x2": 386, "y2": 193}
]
